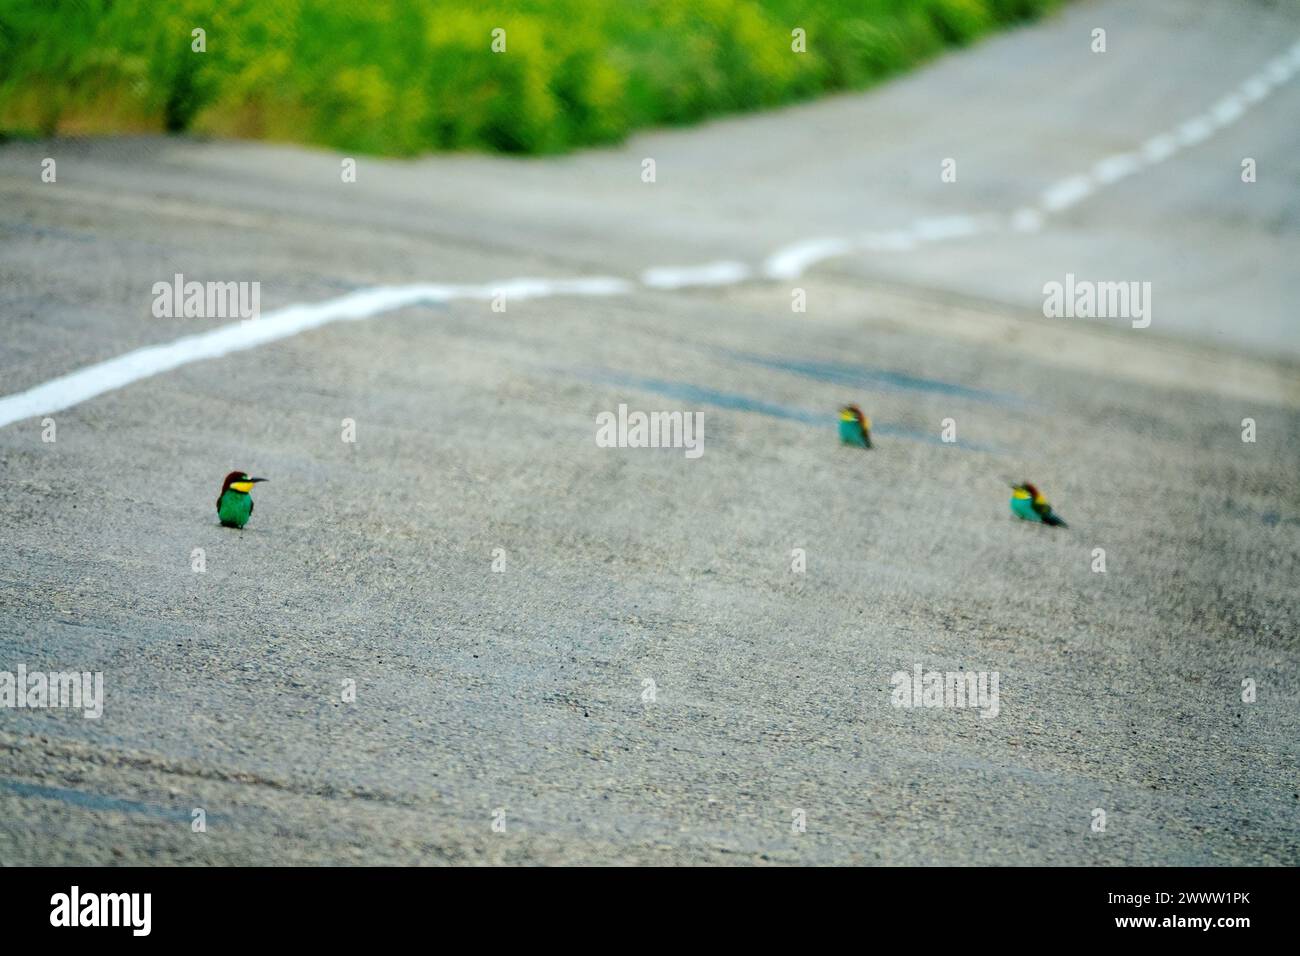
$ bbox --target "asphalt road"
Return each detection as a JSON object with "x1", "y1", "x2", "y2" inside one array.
[{"x1": 1, "y1": 0, "x2": 1298, "y2": 865}]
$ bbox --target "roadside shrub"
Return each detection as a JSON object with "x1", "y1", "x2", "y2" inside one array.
[{"x1": 0, "y1": 0, "x2": 1063, "y2": 154}]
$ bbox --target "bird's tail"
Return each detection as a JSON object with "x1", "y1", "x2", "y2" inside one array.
[{"x1": 1044, "y1": 513, "x2": 1068, "y2": 527}]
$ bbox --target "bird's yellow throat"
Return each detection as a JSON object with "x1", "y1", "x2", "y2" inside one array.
[{"x1": 229, "y1": 480, "x2": 254, "y2": 493}]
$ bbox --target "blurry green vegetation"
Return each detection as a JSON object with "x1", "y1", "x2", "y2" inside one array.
[{"x1": 0, "y1": 0, "x2": 1061, "y2": 154}]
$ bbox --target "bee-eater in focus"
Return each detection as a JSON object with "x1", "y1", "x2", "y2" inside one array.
[
  {"x1": 1010, "y1": 481, "x2": 1067, "y2": 527},
  {"x1": 839, "y1": 404, "x2": 872, "y2": 448},
  {"x1": 216, "y1": 471, "x2": 267, "y2": 529}
]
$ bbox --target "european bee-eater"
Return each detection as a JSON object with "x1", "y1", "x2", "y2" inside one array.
[
  {"x1": 839, "y1": 404, "x2": 872, "y2": 448},
  {"x1": 216, "y1": 471, "x2": 267, "y2": 529},
  {"x1": 1010, "y1": 481, "x2": 1067, "y2": 527}
]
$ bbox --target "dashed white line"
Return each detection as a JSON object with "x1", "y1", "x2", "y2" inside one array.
[
  {"x1": 1039, "y1": 175, "x2": 1094, "y2": 213},
  {"x1": 763, "y1": 238, "x2": 855, "y2": 280},
  {"x1": 761, "y1": 37, "x2": 1300, "y2": 278},
  {"x1": 641, "y1": 261, "x2": 751, "y2": 289}
]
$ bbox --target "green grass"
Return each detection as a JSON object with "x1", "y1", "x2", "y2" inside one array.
[{"x1": 0, "y1": 0, "x2": 1061, "y2": 155}]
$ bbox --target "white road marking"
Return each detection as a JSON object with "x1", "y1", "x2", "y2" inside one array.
[
  {"x1": 909, "y1": 215, "x2": 985, "y2": 242},
  {"x1": 1, "y1": 37, "x2": 1297, "y2": 429},
  {"x1": 641, "y1": 261, "x2": 751, "y2": 289},
  {"x1": 1039, "y1": 176, "x2": 1094, "y2": 212},
  {"x1": 0, "y1": 279, "x2": 630, "y2": 428},
  {"x1": 1141, "y1": 134, "x2": 1178, "y2": 163},
  {"x1": 1010, "y1": 207, "x2": 1044, "y2": 233},
  {"x1": 764, "y1": 238, "x2": 854, "y2": 280},
  {"x1": 762, "y1": 38, "x2": 1300, "y2": 278},
  {"x1": 1091, "y1": 153, "x2": 1142, "y2": 185}
]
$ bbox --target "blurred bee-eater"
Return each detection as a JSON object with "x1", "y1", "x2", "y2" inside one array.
[
  {"x1": 1010, "y1": 481, "x2": 1067, "y2": 527},
  {"x1": 839, "y1": 404, "x2": 872, "y2": 448}
]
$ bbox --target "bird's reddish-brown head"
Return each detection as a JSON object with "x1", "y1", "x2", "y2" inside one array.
[
  {"x1": 221, "y1": 471, "x2": 267, "y2": 493},
  {"x1": 1011, "y1": 480, "x2": 1041, "y2": 499},
  {"x1": 840, "y1": 404, "x2": 870, "y2": 427}
]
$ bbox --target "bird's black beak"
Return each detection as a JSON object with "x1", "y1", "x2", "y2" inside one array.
[{"x1": 249, "y1": 477, "x2": 267, "y2": 483}]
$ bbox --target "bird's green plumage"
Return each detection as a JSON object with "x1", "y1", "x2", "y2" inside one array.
[
  {"x1": 217, "y1": 488, "x2": 253, "y2": 528},
  {"x1": 1010, "y1": 491, "x2": 1066, "y2": 527},
  {"x1": 839, "y1": 418, "x2": 870, "y2": 447},
  {"x1": 1010, "y1": 495, "x2": 1041, "y2": 522}
]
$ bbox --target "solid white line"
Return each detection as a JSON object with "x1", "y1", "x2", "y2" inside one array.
[{"x1": 0, "y1": 279, "x2": 631, "y2": 429}]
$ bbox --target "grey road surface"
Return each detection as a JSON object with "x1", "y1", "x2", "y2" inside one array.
[{"x1": 1, "y1": 0, "x2": 1298, "y2": 864}]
